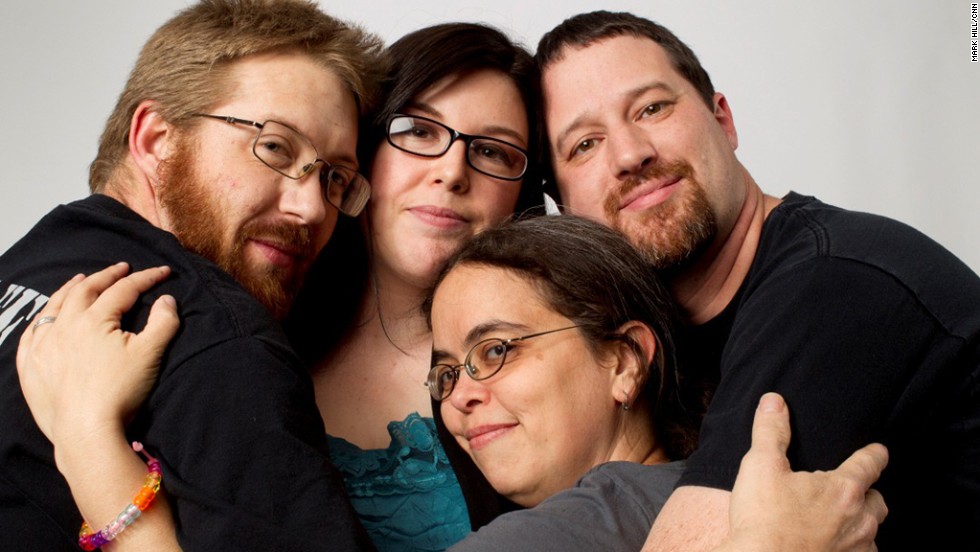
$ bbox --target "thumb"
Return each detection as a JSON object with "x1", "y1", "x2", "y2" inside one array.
[{"x1": 750, "y1": 392, "x2": 792, "y2": 458}]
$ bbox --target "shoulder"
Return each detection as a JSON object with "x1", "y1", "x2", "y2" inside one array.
[
  {"x1": 4, "y1": 195, "x2": 292, "y2": 368},
  {"x1": 752, "y1": 193, "x2": 980, "y2": 337},
  {"x1": 451, "y1": 461, "x2": 685, "y2": 552},
  {"x1": 577, "y1": 461, "x2": 684, "y2": 503}
]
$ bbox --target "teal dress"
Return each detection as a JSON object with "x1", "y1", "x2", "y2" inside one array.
[{"x1": 326, "y1": 412, "x2": 471, "y2": 552}]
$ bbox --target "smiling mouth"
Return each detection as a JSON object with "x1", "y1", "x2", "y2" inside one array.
[
  {"x1": 619, "y1": 176, "x2": 682, "y2": 211},
  {"x1": 464, "y1": 423, "x2": 517, "y2": 451},
  {"x1": 250, "y1": 239, "x2": 306, "y2": 268},
  {"x1": 409, "y1": 206, "x2": 469, "y2": 228}
]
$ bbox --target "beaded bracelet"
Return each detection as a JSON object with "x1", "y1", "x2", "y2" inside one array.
[{"x1": 78, "y1": 442, "x2": 163, "y2": 551}]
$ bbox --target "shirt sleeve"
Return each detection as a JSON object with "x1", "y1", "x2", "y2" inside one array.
[
  {"x1": 680, "y1": 255, "x2": 964, "y2": 489},
  {"x1": 137, "y1": 337, "x2": 373, "y2": 552}
]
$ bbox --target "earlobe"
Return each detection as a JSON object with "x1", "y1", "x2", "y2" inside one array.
[
  {"x1": 712, "y1": 93, "x2": 739, "y2": 150},
  {"x1": 129, "y1": 100, "x2": 174, "y2": 188}
]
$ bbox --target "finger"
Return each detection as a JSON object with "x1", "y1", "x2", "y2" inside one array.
[
  {"x1": 749, "y1": 392, "x2": 792, "y2": 455},
  {"x1": 59, "y1": 262, "x2": 131, "y2": 315},
  {"x1": 89, "y1": 266, "x2": 172, "y2": 322},
  {"x1": 865, "y1": 489, "x2": 888, "y2": 524},
  {"x1": 835, "y1": 443, "x2": 889, "y2": 487},
  {"x1": 133, "y1": 294, "x2": 181, "y2": 358},
  {"x1": 32, "y1": 273, "x2": 86, "y2": 325},
  {"x1": 17, "y1": 273, "x2": 86, "y2": 377}
]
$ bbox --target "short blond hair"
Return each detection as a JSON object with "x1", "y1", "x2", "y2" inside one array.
[{"x1": 90, "y1": 0, "x2": 387, "y2": 192}]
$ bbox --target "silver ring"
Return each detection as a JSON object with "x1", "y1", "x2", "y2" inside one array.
[{"x1": 33, "y1": 316, "x2": 57, "y2": 329}]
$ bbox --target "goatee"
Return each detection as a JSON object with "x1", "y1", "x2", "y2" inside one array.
[{"x1": 604, "y1": 159, "x2": 716, "y2": 272}]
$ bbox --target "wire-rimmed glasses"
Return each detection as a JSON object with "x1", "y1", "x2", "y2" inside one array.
[
  {"x1": 193, "y1": 114, "x2": 370, "y2": 216},
  {"x1": 426, "y1": 325, "x2": 584, "y2": 401}
]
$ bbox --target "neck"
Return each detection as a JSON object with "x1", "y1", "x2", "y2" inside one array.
[
  {"x1": 102, "y1": 168, "x2": 165, "y2": 228},
  {"x1": 613, "y1": 403, "x2": 670, "y2": 466},
  {"x1": 671, "y1": 171, "x2": 781, "y2": 325},
  {"x1": 347, "y1": 259, "x2": 434, "y2": 353}
]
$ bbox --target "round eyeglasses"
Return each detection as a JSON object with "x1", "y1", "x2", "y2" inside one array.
[
  {"x1": 193, "y1": 114, "x2": 371, "y2": 217},
  {"x1": 426, "y1": 325, "x2": 584, "y2": 401},
  {"x1": 386, "y1": 114, "x2": 529, "y2": 181}
]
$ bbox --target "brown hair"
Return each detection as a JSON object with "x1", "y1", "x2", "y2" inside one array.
[
  {"x1": 425, "y1": 215, "x2": 706, "y2": 460},
  {"x1": 536, "y1": 10, "x2": 715, "y2": 108},
  {"x1": 89, "y1": 0, "x2": 387, "y2": 192}
]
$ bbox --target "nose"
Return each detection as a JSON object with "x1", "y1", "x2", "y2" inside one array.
[
  {"x1": 609, "y1": 124, "x2": 657, "y2": 180},
  {"x1": 279, "y1": 167, "x2": 331, "y2": 225},
  {"x1": 429, "y1": 141, "x2": 471, "y2": 194},
  {"x1": 447, "y1": 369, "x2": 490, "y2": 413}
]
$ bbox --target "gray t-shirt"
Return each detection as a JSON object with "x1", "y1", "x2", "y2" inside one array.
[{"x1": 449, "y1": 461, "x2": 684, "y2": 552}]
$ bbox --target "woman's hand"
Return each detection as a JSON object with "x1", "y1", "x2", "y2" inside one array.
[
  {"x1": 724, "y1": 393, "x2": 889, "y2": 552},
  {"x1": 17, "y1": 262, "x2": 180, "y2": 448}
]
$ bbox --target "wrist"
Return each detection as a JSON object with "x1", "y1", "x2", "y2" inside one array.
[
  {"x1": 716, "y1": 530, "x2": 784, "y2": 552},
  {"x1": 52, "y1": 418, "x2": 129, "y2": 479}
]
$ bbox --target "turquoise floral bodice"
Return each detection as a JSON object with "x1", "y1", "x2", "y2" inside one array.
[{"x1": 326, "y1": 413, "x2": 470, "y2": 552}]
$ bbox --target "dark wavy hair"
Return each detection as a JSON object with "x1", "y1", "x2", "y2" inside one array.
[
  {"x1": 363, "y1": 22, "x2": 544, "y2": 214},
  {"x1": 285, "y1": 22, "x2": 544, "y2": 363}
]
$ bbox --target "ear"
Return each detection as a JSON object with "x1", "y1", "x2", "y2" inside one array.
[
  {"x1": 129, "y1": 100, "x2": 175, "y2": 190},
  {"x1": 711, "y1": 92, "x2": 738, "y2": 151},
  {"x1": 609, "y1": 321, "x2": 658, "y2": 407}
]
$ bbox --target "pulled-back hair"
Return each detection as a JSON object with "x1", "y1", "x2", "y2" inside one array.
[
  {"x1": 89, "y1": 0, "x2": 387, "y2": 192},
  {"x1": 536, "y1": 10, "x2": 715, "y2": 108},
  {"x1": 426, "y1": 215, "x2": 704, "y2": 460}
]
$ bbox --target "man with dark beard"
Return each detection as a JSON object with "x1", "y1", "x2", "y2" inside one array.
[
  {"x1": 536, "y1": 11, "x2": 980, "y2": 551},
  {"x1": 0, "y1": 1, "x2": 385, "y2": 550}
]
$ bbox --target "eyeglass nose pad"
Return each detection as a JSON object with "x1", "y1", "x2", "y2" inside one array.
[{"x1": 298, "y1": 162, "x2": 318, "y2": 178}]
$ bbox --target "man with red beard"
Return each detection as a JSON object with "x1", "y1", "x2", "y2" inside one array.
[
  {"x1": 536, "y1": 11, "x2": 980, "y2": 551},
  {"x1": 0, "y1": 1, "x2": 385, "y2": 550}
]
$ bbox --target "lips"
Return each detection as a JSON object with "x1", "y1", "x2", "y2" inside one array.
[
  {"x1": 249, "y1": 238, "x2": 308, "y2": 268},
  {"x1": 464, "y1": 422, "x2": 518, "y2": 451},
  {"x1": 408, "y1": 205, "x2": 470, "y2": 229},
  {"x1": 619, "y1": 175, "x2": 682, "y2": 211}
]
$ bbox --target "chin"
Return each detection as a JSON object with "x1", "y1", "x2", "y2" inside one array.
[
  {"x1": 480, "y1": 466, "x2": 542, "y2": 508},
  {"x1": 397, "y1": 252, "x2": 455, "y2": 285}
]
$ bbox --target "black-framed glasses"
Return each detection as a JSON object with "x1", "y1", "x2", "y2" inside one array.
[
  {"x1": 386, "y1": 114, "x2": 529, "y2": 181},
  {"x1": 193, "y1": 114, "x2": 371, "y2": 217},
  {"x1": 426, "y1": 325, "x2": 584, "y2": 401}
]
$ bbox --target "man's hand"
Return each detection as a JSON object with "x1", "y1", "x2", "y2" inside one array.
[{"x1": 724, "y1": 392, "x2": 889, "y2": 552}]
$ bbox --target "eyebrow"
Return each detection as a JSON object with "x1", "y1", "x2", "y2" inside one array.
[
  {"x1": 402, "y1": 101, "x2": 528, "y2": 147},
  {"x1": 270, "y1": 115, "x2": 359, "y2": 169},
  {"x1": 553, "y1": 80, "x2": 677, "y2": 152},
  {"x1": 430, "y1": 319, "x2": 532, "y2": 364}
]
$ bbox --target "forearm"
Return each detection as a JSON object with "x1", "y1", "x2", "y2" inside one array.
[
  {"x1": 641, "y1": 486, "x2": 729, "y2": 552},
  {"x1": 54, "y1": 421, "x2": 180, "y2": 551}
]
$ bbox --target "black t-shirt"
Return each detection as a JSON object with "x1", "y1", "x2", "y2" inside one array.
[
  {"x1": 678, "y1": 192, "x2": 980, "y2": 549},
  {"x1": 0, "y1": 195, "x2": 372, "y2": 551}
]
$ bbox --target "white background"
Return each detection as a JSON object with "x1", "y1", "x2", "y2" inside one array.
[{"x1": 2, "y1": 1, "x2": 977, "y2": 272}]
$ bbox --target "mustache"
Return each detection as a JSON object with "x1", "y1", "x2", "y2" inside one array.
[
  {"x1": 604, "y1": 159, "x2": 696, "y2": 217},
  {"x1": 618, "y1": 159, "x2": 695, "y2": 198}
]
